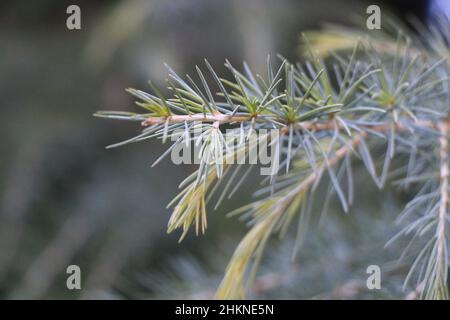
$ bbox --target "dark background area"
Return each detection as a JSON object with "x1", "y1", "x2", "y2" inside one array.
[{"x1": 0, "y1": 0, "x2": 437, "y2": 299}]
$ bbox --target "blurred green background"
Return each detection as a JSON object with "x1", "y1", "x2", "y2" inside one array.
[{"x1": 0, "y1": 0, "x2": 433, "y2": 299}]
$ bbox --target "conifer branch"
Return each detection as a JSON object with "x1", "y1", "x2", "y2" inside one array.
[{"x1": 96, "y1": 19, "x2": 450, "y2": 299}]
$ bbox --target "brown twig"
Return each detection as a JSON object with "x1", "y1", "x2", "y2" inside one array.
[
  {"x1": 142, "y1": 114, "x2": 253, "y2": 126},
  {"x1": 405, "y1": 281, "x2": 426, "y2": 300},
  {"x1": 142, "y1": 113, "x2": 443, "y2": 133}
]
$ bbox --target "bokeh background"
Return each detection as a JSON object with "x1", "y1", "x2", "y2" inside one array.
[{"x1": 0, "y1": 0, "x2": 438, "y2": 299}]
